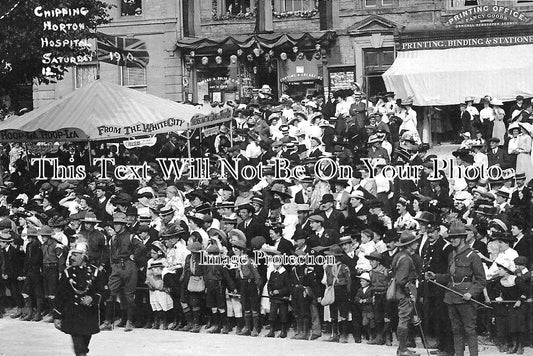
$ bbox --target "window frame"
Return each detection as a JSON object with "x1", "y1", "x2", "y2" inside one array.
[
  {"x1": 120, "y1": 66, "x2": 147, "y2": 90},
  {"x1": 363, "y1": 0, "x2": 395, "y2": 9},
  {"x1": 74, "y1": 63, "x2": 99, "y2": 89},
  {"x1": 446, "y1": 0, "x2": 480, "y2": 10},
  {"x1": 278, "y1": 0, "x2": 316, "y2": 12}
]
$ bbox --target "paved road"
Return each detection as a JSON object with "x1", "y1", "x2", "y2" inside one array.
[{"x1": 0, "y1": 318, "x2": 509, "y2": 356}]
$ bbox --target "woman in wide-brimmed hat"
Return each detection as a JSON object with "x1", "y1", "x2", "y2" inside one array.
[{"x1": 508, "y1": 122, "x2": 533, "y2": 183}]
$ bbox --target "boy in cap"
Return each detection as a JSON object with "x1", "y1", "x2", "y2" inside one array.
[
  {"x1": 20, "y1": 227, "x2": 44, "y2": 321},
  {"x1": 366, "y1": 252, "x2": 390, "y2": 345},
  {"x1": 354, "y1": 272, "x2": 375, "y2": 343},
  {"x1": 265, "y1": 257, "x2": 290, "y2": 338},
  {"x1": 0, "y1": 231, "x2": 23, "y2": 319},
  {"x1": 204, "y1": 244, "x2": 232, "y2": 334},
  {"x1": 231, "y1": 239, "x2": 262, "y2": 336},
  {"x1": 180, "y1": 241, "x2": 205, "y2": 333},
  {"x1": 323, "y1": 244, "x2": 351, "y2": 343},
  {"x1": 40, "y1": 225, "x2": 67, "y2": 322}
]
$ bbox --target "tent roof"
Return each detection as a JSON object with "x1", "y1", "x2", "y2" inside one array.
[{"x1": 0, "y1": 80, "x2": 210, "y2": 142}]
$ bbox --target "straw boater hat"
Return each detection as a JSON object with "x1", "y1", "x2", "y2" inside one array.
[{"x1": 81, "y1": 212, "x2": 101, "y2": 223}]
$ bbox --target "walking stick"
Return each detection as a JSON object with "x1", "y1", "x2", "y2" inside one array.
[
  {"x1": 409, "y1": 299, "x2": 430, "y2": 356},
  {"x1": 427, "y1": 280, "x2": 493, "y2": 309}
]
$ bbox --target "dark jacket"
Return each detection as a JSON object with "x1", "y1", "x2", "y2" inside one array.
[
  {"x1": 53, "y1": 264, "x2": 107, "y2": 335},
  {"x1": 267, "y1": 267, "x2": 290, "y2": 303}
]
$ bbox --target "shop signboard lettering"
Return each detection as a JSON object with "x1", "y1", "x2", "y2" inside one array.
[
  {"x1": 123, "y1": 137, "x2": 157, "y2": 149},
  {"x1": 280, "y1": 73, "x2": 323, "y2": 82},
  {"x1": 400, "y1": 34, "x2": 533, "y2": 51},
  {"x1": 444, "y1": 5, "x2": 530, "y2": 28}
]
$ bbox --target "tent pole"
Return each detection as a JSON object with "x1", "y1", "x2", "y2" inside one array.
[
  {"x1": 229, "y1": 120, "x2": 233, "y2": 147},
  {"x1": 23, "y1": 143, "x2": 30, "y2": 171},
  {"x1": 187, "y1": 130, "x2": 192, "y2": 158},
  {"x1": 88, "y1": 140, "x2": 93, "y2": 165}
]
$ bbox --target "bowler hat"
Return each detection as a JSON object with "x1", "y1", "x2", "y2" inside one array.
[
  {"x1": 320, "y1": 193, "x2": 335, "y2": 204},
  {"x1": 237, "y1": 203, "x2": 255, "y2": 214},
  {"x1": 415, "y1": 211, "x2": 436, "y2": 224}
]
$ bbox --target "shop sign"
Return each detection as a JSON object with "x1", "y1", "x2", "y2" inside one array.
[
  {"x1": 444, "y1": 5, "x2": 530, "y2": 28},
  {"x1": 189, "y1": 108, "x2": 233, "y2": 129},
  {"x1": 0, "y1": 128, "x2": 86, "y2": 142},
  {"x1": 123, "y1": 136, "x2": 157, "y2": 149},
  {"x1": 400, "y1": 34, "x2": 533, "y2": 51},
  {"x1": 202, "y1": 126, "x2": 220, "y2": 137},
  {"x1": 280, "y1": 73, "x2": 323, "y2": 82}
]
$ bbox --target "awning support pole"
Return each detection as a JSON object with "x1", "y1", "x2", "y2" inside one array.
[
  {"x1": 88, "y1": 140, "x2": 93, "y2": 165},
  {"x1": 187, "y1": 129, "x2": 192, "y2": 158}
]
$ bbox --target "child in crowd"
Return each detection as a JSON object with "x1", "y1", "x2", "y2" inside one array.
[
  {"x1": 354, "y1": 272, "x2": 375, "y2": 342},
  {"x1": 265, "y1": 258, "x2": 290, "y2": 338},
  {"x1": 145, "y1": 241, "x2": 173, "y2": 330}
]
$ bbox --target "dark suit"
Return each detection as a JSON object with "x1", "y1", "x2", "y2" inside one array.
[
  {"x1": 294, "y1": 190, "x2": 311, "y2": 204},
  {"x1": 275, "y1": 238, "x2": 294, "y2": 256},
  {"x1": 513, "y1": 234, "x2": 531, "y2": 263},
  {"x1": 307, "y1": 229, "x2": 339, "y2": 249},
  {"x1": 487, "y1": 147, "x2": 508, "y2": 168},
  {"x1": 317, "y1": 209, "x2": 345, "y2": 231},
  {"x1": 237, "y1": 218, "x2": 266, "y2": 245}
]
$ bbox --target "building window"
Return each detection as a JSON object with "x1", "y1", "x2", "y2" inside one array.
[
  {"x1": 121, "y1": 0, "x2": 142, "y2": 16},
  {"x1": 363, "y1": 48, "x2": 394, "y2": 97},
  {"x1": 364, "y1": 0, "x2": 394, "y2": 8},
  {"x1": 75, "y1": 64, "x2": 98, "y2": 89},
  {"x1": 121, "y1": 67, "x2": 147, "y2": 91},
  {"x1": 447, "y1": 0, "x2": 478, "y2": 9},
  {"x1": 277, "y1": 0, "x2": 316, "y2": 12},
  {"x1": 225, "y1": 0, "x2": 252, "y2": 14}
]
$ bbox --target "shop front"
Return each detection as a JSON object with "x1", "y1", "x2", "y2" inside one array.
[
  {"x1": 382, "y1": 5, "x2": 533, "y2": 144},
  {"x1": 176, "y1": 31, "x2": 336, "y2": 103}
]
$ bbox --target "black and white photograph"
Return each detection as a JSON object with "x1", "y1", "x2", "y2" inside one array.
[{"x1": 0, "y1": 0, "x2": 532, "y2": 355}]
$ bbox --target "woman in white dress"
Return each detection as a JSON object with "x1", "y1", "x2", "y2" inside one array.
[
  {"x1": 491, "y1": 98, "x2": 506, "y2": 144},
  {"x1": 511, "y1": 123, "x2": 533, "y2": 183}
]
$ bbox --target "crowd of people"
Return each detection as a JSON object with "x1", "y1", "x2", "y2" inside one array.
[{"x1": 0, "y1": 84, "x2": 531, "y2": 356}]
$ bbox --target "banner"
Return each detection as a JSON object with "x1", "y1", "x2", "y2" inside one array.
[
  {"x1": 0, "y1": 128, "x2": 87, "y2": 143},
  {"x1": 123, "y1": 136, "x2": 157, "y2": 149},
  {"x1": 96, "y1": 32, "x2": 149, "y2": 68},
  {"x1": 400, "y1": 34, "x2": 533, "y2": 51},
  {"x1": 189, "y1": 108, "x2": 233, "y2": 130},
  {"x1": 96, "y1": 117, "x2": 187, "y2": 137}
]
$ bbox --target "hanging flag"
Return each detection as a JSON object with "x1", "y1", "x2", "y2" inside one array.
[{"x1": 96, "y1": 32, "x2": 149, "y2": 68}]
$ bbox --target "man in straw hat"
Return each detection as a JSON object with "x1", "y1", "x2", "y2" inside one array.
[
  {"x1": 425, "y1": 221, "x2": 486, "y2": 356},
  {"x1": 53, "y1": 242, "x2": 107, "y2": 356},
  {"x1": 391, "y1": 230, "x2": 420, "y2": 356},
  {"x1": 100, "y1": 212, "x2": 146, "y2": 332}
]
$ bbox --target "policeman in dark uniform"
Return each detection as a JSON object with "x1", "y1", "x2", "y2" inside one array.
[
  {"x1": 391, "y1": 231, "x2": 420, "y2": 356},
  {"x1": 53, "y1": 242, "x2": 107, "y2": 356},
  {"x1": 426, "y1": 221, "x2": 487, "y2": 356},
  {"x1": 99, "y1": 212, "x2": 145, "y2": 332}
]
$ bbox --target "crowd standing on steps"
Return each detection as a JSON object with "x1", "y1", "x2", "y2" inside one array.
[{"x1": 0, "y1": 87, "x2": 531, "y2": 356}]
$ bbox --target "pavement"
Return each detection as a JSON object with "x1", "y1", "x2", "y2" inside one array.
[{"x1": 0, "y1": 317, "x2": 511, "y2": 356}]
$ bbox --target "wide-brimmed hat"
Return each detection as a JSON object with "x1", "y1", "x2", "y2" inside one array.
[
  {"x1": 0, "y1": 231, "x2": 13, "y2": 243},
  {"x1": 415, "y1": 211, "x2": 436, "y2": 225},
  {"x1": 186, "y1": 212, "x2": 208, "y2": 225},
  {"x1": 365, "y1": 251, "x2": 383, "y2": 262},
  {"x1": 490, "y1": 98, "x2": 503, "y2": 106},
  {"x1": 447, "y1": 221, "x2": 467, "y2": 238},
  {"x1": 491, "y1": 231, "x2": 516, "y2": 243},
  {"x1": 112, "y1": 212, "x2": 129, "y2": 224},
  {"x1": 231, "y1": 239, "x2": 247, "y2": 249},
  {"x1": 161, "y1": 224, "x2": 187, "y2": 239},
  {"x1": 396, "y1": 231, "x2": 420, "y2": 247},
  {"x1": 48, "y1": 216, "x2": 68, "y2": 227},
  {"x1": 237, "y1": 203, "x2": 255, "y2": 214},
  {"x1": 357, "y1": 272, "x2": 371, "y2": 282},
  {"x1": 39, "y1": 225, "x2": 54, "y2": 236},
  {"x1": 401, "y1": 97, "x2": 414, "y2": 106},
  {"x1": 187, "y1": 241, "x2": 203, "y2": 253},
  {"x1": 81, "y1": 212, "x2": 101, "y2": 223},
  {"x1": 368, "y1": 134, "x2": 383, "y2": 144},
  {"x1": 349, "y1": 190, "x2": 366, "y2": 200},
  {"x1": 324, "y1": 244, "x2": 344, "y2": 256}
]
